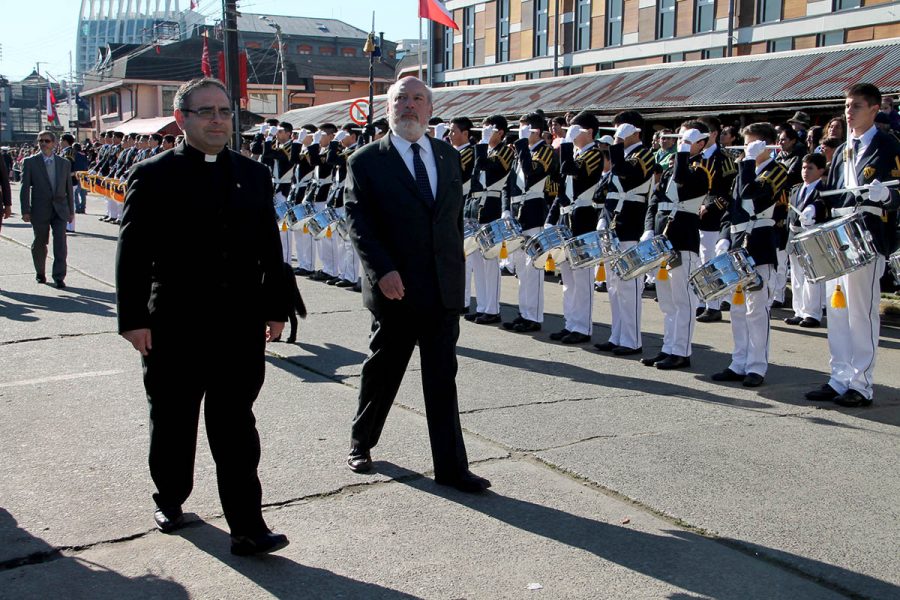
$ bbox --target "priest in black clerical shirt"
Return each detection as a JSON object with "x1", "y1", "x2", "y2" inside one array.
[{"x1": 116, "y1": 78, "x2": 289, "y2": 556}]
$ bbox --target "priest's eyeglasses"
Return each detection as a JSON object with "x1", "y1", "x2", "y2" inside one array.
[{"x1": 182, "y1": 107, "x2": 233, "y2": 120}]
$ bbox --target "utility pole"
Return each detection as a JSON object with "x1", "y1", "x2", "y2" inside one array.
[
  {"x1": 222, "y1": 0, "x2": 242, "y2": 149},
  {"x1": 261, "y1": 15, "x2": 288, "y2": 115},
  {"x1": 553, "y1": 0, "x2": 559, "y2": 77},
  {"x1": 68, "y1": 51, "x2": 75, "y2": 135},
  {"x1": 727, "y1": 0, "x2": 735, "y2": 58}
]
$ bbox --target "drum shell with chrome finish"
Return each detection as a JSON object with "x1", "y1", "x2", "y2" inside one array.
[
  {"x1": 689, "y1": 248, "x2": 760, "y2": 302},
  {"x1": 524, "y1": 225, "x2": 572, "y2": 269},
  {"x1": 610, "y1": 236, "x2": 676, "y2": 281},
  {"x1": 287, "y1": 202, "x2": 317, "y2": 231},
  {"x1": 787, "y1": 213, "x2": 877, "y2": 283},
  {"x1": 889, "y1": 250, "x2": 900, "y2": 285},
  {"x1": 475, "y1": 217, "x2": 525, "y2": 259},
  {"x1": 306, "y1": 207, "x2": 341, "y2": 239},
  {"x1": 564, "y1": 229, "x2": 621, "y2": 269},
  {"x1": 463, "y1": 219, "x2": 481, "y2": 256},
  {"x1": 274, "y1": 200, "x2": 292, "y2": 225}
]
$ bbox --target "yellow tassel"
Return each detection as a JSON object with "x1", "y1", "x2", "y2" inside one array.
[
  {"x1": 326, "y1": 226, "x2": 332, "y2": 238},
  {"x1": 281, "y1": 221, "x2": 288, "y2": 232},
  {"x1": 545, "y1": 255, "x2": 556, "y2": 272},
  {"x1": 732, "y1": 285, "x2": 745, "y2": 305},
  {"x1": 657, "y1": 261, "x2": 668, "y2": 281},
  {"x1": 499, "y1": 241, "x2": 508, "y2": 259},
  {"x1": 303, "y1": 224, "x2": 309, "y2": 234},
  {"x1": 831, "y1": 284, "x2": 847, "y2": 309},
  {"x1": 596, "y1": 263, "x2": 606, "y2": 282}
]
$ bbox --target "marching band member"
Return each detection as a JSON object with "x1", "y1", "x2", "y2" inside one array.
[
  {"x1": 784, "y1": 153, "x2": 828, "y2": 328},
  {"x1": 98, "y1": 132, "x2": 124, "y2": 223},
  {"x1": 547, "y1": 111, "x2": 604, "y2": 344},
  {"x1": 262, "y1": 121, "x2": 303, "y2": 263},
  {"x1": 325, "y1": 123, "x2": 361, "y2": 287},
  {"x1": 502, "y1": 112, "x2": 556, "y2": 333},
  {"x1": 805, "y1": 83, "x2": 900, "y2": 407},
  {"x1": 595, "y1": 111, "x2": 655, "y2": 355},
  {"x1": 305, "y1": 123, "x2": 338, "y2": 282},
  {"x1": 772, "y1": 125, "x2": 806, "y2": 308},
  {"x1": 640, "y1": 122, "x2": 711, "y2": 369},
  {"x1": 696, "y1": 116, "x2": 737, "y2": 322},
  {"x1": 711, "y1": 122, "x2": 789, "y2": 388},
  {"x1": 448, "y1": 117, "x2": 477, "y2": 312},
  {"x1": 466, "y1": 115, "x2": 514, "y2": 325},
  {"x1": 290, "y1": 124, "x2": 320, "y2": 276}
]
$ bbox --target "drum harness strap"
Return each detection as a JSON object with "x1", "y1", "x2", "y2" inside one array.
[
  {"x1": 560, "y1": 179, "x2": 601, "y2": 216},
  {"x1": 607, "y1": 175, "x2": 652, "y2": 228},
  {"x1": 729, "y1": 199, "x2": 775, "y2": 236},
  {"x1": 478, "y1": 170, "x2": 505, "y2": 206},
  {"x1": 832, "y1": 205, "x2": 882, "y2": 218}
]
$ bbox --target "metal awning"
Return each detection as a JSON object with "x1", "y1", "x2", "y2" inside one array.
[{"x1": 111, "y1": 116, "x2": 178, "y2": 135}]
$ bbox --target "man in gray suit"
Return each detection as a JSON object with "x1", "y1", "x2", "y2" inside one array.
[{"x1": 20, "y1": 131, "x2": 74, "y2": 288}]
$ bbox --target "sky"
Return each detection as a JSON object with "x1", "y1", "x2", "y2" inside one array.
[{"x1": 0, "y1": 0, "x2": 424, "y2": 83}]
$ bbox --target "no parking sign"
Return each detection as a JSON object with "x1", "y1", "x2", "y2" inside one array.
[{"x1": 349, "y1": 99, "x2": 370, "y2": 126}]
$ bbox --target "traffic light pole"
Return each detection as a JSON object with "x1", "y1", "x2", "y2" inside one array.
[{"x1": 222, "y1": 0, "x2": 242, "y2": 149}]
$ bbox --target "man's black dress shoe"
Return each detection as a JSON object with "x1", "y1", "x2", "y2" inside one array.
[
  {"x1": 54, "y1": 280, "x2": 66, "y2": 289},
  {"x1": 695, "y1": 306, "x2": 706, "y2": 317},
  {"x1": 742, "y1": 372, "x2": 765, "y2": 387},
  {"x1": 326, "y1": 277, "x2": 342, "y2": 285},
  {"x1": 593, "y1": 341, "x2": 618, "y2": 352},
  {"x1": 784, "y1": 316, "x2": 803, "y2": 325},
  {"x1": 549, "y1": 328, "x2": 570, "y2": 341},
  {"x1": 711, "y1": 368, "x2": 744, "y2": 382},
  {"x1": 720, "y1": 301, "x2": 731, "y2": 312},
  {"x1": 561, "y1": 332, "x2": 591, "y2": 344},
  {"x1": 502, "y1": 316, "x2": 526, "y2": 330},
  {"x1": 309, "y1": 271, "x2": 330, "y2": 281},
  {"x1": 696, "y1": 309, "x2": 722, "y2": 323},
  {"x1": 513, "y1": 320, "x2": 541, "y2": 333},
  {"x1": 771, "y1": 300, "x2": 784, "y2": 309},
  {"x1": 335, "y1": 279, "x2": 355, "y2": 288},
  {"x1": 475, "y1": 313, "x2": 501, "y2": 325},
  {"x1": 798, "y1": 317, "x2": 821, "y2": 328},
  {"x1": 36, "y1": 275, "x2": 47, "y2": 284},
  {"x1": 434, "y1": 471, "x2": 492, "y2": 493},
  {"x1": 805, "y1": 384, "x2": 840, "y2": 402},
  {"x1": 656, "y1": 355, "x2": 690, "y2": 370},
  {"x1": 154, "y1": 507, "x2": 185, "y2": 534},
  {"x1": 834, "y1": 389, "x2": 872, "y2": 407},
  {"x1": 594, "y1": 282, "x2": 607, "y2": 293},
  {"x1": 641, "y1": 352, "x2": 669, "y2": 366},
  {"x1": 463, "y1": 312, "x2": 482, "y2": 322},
  {"x1": 347, "y1": 452, "x2": 373, "y2": 473},
  {"x1": 351, "y1": 283, "x2": 362, "y2": 292},
  {"x1": 294, "y1": 267, "x2": 312, "y2": 276},
  {"x1": 613, "y1": 346, "x2": 642, "y2": 356},
  {"x1": 230, "y1": 531, "x2": 290, "y2": 556}
]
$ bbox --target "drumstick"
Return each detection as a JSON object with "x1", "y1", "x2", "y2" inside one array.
[{"x1": 819, "y1": 180, "x2": 899, "y2": 197}]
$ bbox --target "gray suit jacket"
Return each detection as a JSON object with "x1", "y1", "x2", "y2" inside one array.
[{"x1": 20, "y1": 153, "x2": 74, "y2": 224}]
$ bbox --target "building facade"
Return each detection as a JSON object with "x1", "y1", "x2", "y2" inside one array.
[{"x1": 432, "y1": 0, "x2": 900, "y2": 86}]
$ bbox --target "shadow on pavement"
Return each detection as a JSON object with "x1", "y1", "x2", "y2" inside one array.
[
  {"x1": 0, "y1": 287, "x2": 116, "y2": 321},
  {"x1": 266, "y1": 342, "x2": 367, "y2": 382}
]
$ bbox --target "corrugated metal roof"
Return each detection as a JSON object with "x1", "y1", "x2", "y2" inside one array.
[
  {"x1": 280, "y1": 39, "x2": 900, "y2": 128},
  {"x1": 237, "y1": 13, "x2": 369, "y2": 40}
]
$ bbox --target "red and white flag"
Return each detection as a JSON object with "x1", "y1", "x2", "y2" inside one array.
[
  {"x1": 46, "y1": 86, "x2": 58, "y2": 125},
  {"x1": 190, "y1": 0, "x2": 199, "y2": 10},
  {"x1": 419, "y1": 0, "x2": 458, "y2": 30},
  {"x1": 201, "y1": 34, "x2": 212, "y2": 77}
]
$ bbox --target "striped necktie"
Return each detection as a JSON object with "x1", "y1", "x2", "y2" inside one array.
[{"x1": 411, "y1": 142, "x2": 434, "y2": 205}]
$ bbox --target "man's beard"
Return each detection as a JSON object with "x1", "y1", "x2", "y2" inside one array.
[{"x1": 390, "y1": 114, "x2": 427, "y2": 142}]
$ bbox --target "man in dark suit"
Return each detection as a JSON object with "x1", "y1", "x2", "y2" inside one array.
[
  {"x1": 116, "y1": 78, "x2": 289, "y2": 555},
  {"x1": 19, "y1": 131, "x2": 74, "y2": 288},
  {"x1": 343, "y1": 77, "x2": 490, "y2": 493},
  {"x1": 0, "y1": 152, "x2": 11, "y2": 232}
]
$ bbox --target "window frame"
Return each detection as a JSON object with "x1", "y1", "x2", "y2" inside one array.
[
  {"x1": 607, "y1": 0, "x2": 624, "y2": 46},
  {"x1": 695, "y1": 0, "x2": 715, "y2": 33},
  {"x1": 534, "y1": 0, "x2": 549, "y2": 57},
  {"x1": 576, "y1": 0, "x2": 592, "y2": 52},
  {"x1": 497, "y1": 0, "x2": 510, "y2": 62},
  {"x1": 463, "y1": 6, "x2": 476, "y2": 67}
]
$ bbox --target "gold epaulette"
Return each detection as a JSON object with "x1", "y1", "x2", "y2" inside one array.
[
  {"x1": 692, "y1": 158, "x2": 715, "y2": 189},
  {"x1": 544, "y1": 178, "x2": 559, "y2": 197},
  {"x1": 580, "y1": 147, "x2": 602, "y2": 176},
  {"x1": 492, "y1": 144, "x2": 515, "y2": 171},
  {"x1": 720, "y1": 153, "x2": 737, "y2": 176},
  {"x1": 533, "y1": 145, "x2": 553, "y2": 172},
  {"x1": 460, "y1": 146, "x2": 474, "y2": 171},
  {"x1": 631, "y1": 147, "x2": 656, "y2": 177},
  {"x1": 759, "y1": 162, "x2": 788, "y2": 195}
]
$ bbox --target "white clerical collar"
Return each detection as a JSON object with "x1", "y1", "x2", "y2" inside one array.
[{"x1": 204, "y1": 153, "x2": 217, "y2": 162}]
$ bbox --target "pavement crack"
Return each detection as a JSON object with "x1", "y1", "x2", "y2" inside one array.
[
  {"x1": 1, "y1": 331, "x2": 118, "y2": 346},
  {"x1": 459, "y1": 395, "x2": 636, "y2": 415}
]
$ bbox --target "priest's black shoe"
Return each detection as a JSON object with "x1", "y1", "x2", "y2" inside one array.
[
  {"x1": 612, "y1": 346, "x2": 642, "y2": 356},
  {"x1": 641, "y1": 352, "x2": 669, "y2": 366},
  {"x1": 696, "y1": 309, "x2": 722, "y2": 323},
  {"x1": 711, "y1": 368, "x2": 743, "y2": 382},
  {"x1": 36, "y1": 275, "x2": 47, "y2": 284},
  {"x1": 513, "y1": 320, "x2": 541, "y2": 333},
  {"x1": 742, "y1": 372, "x2": 765, "y2": 387},
  {"x1": 230, "y1": 531, "x2": 290, "y2": 556},
  {"x1": 561, "y1": 332, "x2": 591, "y2": 344},
  {"x1": 656, "y1": 355, "x2": 690, "y2": 370},
  {"x1": 549, "y1": 328, "x2": 570, "y2": 341},
  {"x1": 347, "y1": 451, "x2": 372, "y2": 473},
  {"x1": 435, "y1": 470, "x2": 492, "y2": 493},
  {"x1": 834, "y1": 389, "x2": 872, "y2": 408},
  {"x1": 799, "y1": 317, "x2": 821, "y2": 328},
  {"x1": 153, "y1": 507, "x2": 185, "y2": 534},
  {"x1": 54, "y1": 279, "x2": 66, "y2": 289},
  {"x1": 783, "y1": 316, "x2": 803, "y2": 325},
  {"x1": 464, "y1": 312, "x2": 482, "y2": 322},
  {"x1": 475, "y1": 313, "x2": 501, "y2": 325},
  {"x1": 593, "y1": 341, "x2": 618, "y2": 352},
  {"x1": 805, "y1": 384, "x2": 839, "y2": 402}
]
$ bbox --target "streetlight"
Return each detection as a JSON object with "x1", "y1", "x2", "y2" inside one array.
[{"x1": 259, "y1": 15, "x2": 288, "y2": 115}]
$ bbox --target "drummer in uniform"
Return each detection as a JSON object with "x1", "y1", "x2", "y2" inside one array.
[
  {"x1": 641, "y1": 122, "x2": 712, "y2": 369},
  {"x1": 696, "y1": 116, "x2": 737, "y2": 323},
  {"x1": 325, "y1": 123, "x2": 360, "y2": 287},
  {"x1": 546, "y1": 111, "x2": 604, "y2": 344},
  {"x1": 503, "y1": 112, "x2": 556, "y2": 333},
  {"x1": 448, "y1": 117, "x2": 477, "y2": 313},
  {"x1": 711, "y1": 122, "x2": 789, "y2": 388},
  {"x1": 466, "y1": 115, "x2": 515, "y2": 325},
  {"x1": 594, "y1": 111, "x2": 656, "y2": 355},
  {"x1": 304, "y1": 123, "x2": 337, "y2": 281},
  {"x1": 261, "y1": 122, "x2": 304, "y2": 263},
  {"x1": 289, "y1": 124, "x2": 320, "y2": 276},
  {"x1": 805, "y1": 83, "x2": 900, "y2": 407}
]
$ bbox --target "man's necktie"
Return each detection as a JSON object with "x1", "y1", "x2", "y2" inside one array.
[
  {"x1": 410, "y1": 142, "x2": 434, "y2": 205},
  {"x1": 850, "y1": 138, "x2": 861, "y2": 164}
]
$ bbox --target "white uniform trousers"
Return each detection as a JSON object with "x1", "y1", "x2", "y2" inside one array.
[
  {"x1": 825, "y1": 257, "x2": 884, "y2": 400},
  {"x1": 106, "y1": 198, "x2": 116, "y2": 219},
  {"x1": 473, "y1": 254, "x2": 501, "y2": 315},
  {"x1": 774, "y1": 249, "x2": 788, "y2": 303},
  {"x1": 294, "y1": 228, "x2": 315, "y2": 271},
  {"x1": 559, "y1": 260, "x2": 594, "y2": 336},
  {"x1": 607, "y1": 240, "x2": 643, "y2": 350},
  {"x1": 789, "y1": 253, "x2": 824, "y2": 320},
  {"x1": 313, "y1": 201, "x2": 337, "y2": 276},
  {"x1": 698, "y1": 230, "x2": 721, "y2": 310},
  {"x1": 728, "y1": 264, "x2": 776, "y2": 376},
  {"x1": 512, "y1": 227, "x2": 545, "y2": 322},
  {"x1": 339, "y1": 237, "x2": 360, "y2": 283},
  {"x1": 275, "y1": 192, "x2": 292, "y2": 264},
  {"x1": 657, "y1": 251, "x2": 700, "y2": 357},
  {"x1": 464, "y1": 252, "x2": 477, "y2": 310}
]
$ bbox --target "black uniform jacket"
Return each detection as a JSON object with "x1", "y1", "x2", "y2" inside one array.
[
  {"x1": 472, "y1": 142, "x2": 514, "y2": 224},
  {"x1": 698, "y1": 146, "x2": 737, "y2": 232},
  {"x1": 786, "y1": 180, "x2": 829, "y2": 245},
  {"x1": 505, "y1": 138, "x2": 555, "y2": 230},
  {"x1": 721, "y1": 158, "x2": 789, "y2": 267},
  {"x1": 261, "y1": 140, "x2": 303, "y2": 196},
  {"x1": 548, "y1": 141, "x2": 603, "y2": 236},
  {"x1": 599, "y1": 143, "x2": 655, "y2": 242},
  {"x1": 645, "y1": 151, "x2": 708, "y2": 253},
  {"x1": 325, "y1": 141, "x2": 357, "y2": 208}
]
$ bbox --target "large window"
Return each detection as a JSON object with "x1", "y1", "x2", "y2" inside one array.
[
  {"x1": 658, "y1": 0, "x2": 676, "y2": 39},
  {"x1": 443, "y1": 24, "x2": 454, "y2": 69},
  {"x1": 248, "y1": 92, "x2": 277, "y2": 114},
  {"x1": 534, "y1": 0, "x2": 549, "y2": 57},
  {"x1": 758, "y1": 0, "x2": 782, "y2": 24},
  {"x1": 695, "y1": 0, "x2": 715, "y2": 33},
  {"x1": 818, "y1": 30, "x2": 844, "y2": 47},
  {"x1": 703, "y1": 47, "x2": 725, "y2": 59},
  {"x1": 320, "y1": 46, "x2": 335, "y2": 56},
  {"x1": 833, "y1": 0, "x2": 860, "y2": 9},
  {"x1": 576, "y1": 0, "x2": 592, "y2": 51},
  {"x1": 497, "y1": 0, "x2": 510, "y2": 62},
  {"x1": 463, "y1": 6, "x2": 475, "y2": 67},
  {"x1": 607, "y1": 0, "x2": 623, "y2": 46},
  {"x1": 161, "y1": 87, "x2": 178, "y2": 117},
  {"x1": 769, "y1": 37, "x2": 792, "y2": 52}
]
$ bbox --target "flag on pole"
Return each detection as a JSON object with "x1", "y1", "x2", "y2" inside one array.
[
  {"x1": 46, "y1": 85, "x2": 59, "y2": 125},
  {"x1": 190, "y1": 0, "x2": 199, "y2": 9},
  {"x1": 201, "y1": 34, "x2": 212, "y2": 77},
  {"x1": 418, "y1": 0, "x2": 458, "y2": 29}
]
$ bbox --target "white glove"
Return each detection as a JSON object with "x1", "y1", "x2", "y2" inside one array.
[
  {"x1": 640, "y1": 230, "x2": 654, "y2": 242},
  {"x1": 312, "y1": 131, "x2": 324, "y2": 145},
  {"x1": 868, "y1": 179, "x2": 890, "y2": 205},
  {"x1": 543, "y1": 223, "x2": 554, "y2": 230},
  {"x1": 501, "y1": 210, "x2": 512, "y2": 219},
  {"x1": 678, "y1": 143, "x2": 693, "y2": 153},
  {"x1": 564, "y1": 124, "x2": 582, "y2": 144},
  {"x1": 597, "y1": 218, "x2": 608, "y2": 230},
  {"x1": 479, "y1": 125, "x2": 496, "y2": 144},
  {"x1": 334, "y1": 130, "x2": 349, "y2": 143},
  {"x1": 681, "y1": 128, "x2": 705, "y2": 145},
  {"x1": 715, "y1": 239, "x2": 731, "y2": 256},
  {"x1": 259, "y1": 123, "x2": 269, "y2": 135},
  {"x1": 433, "y1": 123, "x2": 448, "y2": 140},
  {"x1": 598, "y1": 135, "x2": 615, "y2": 146},
  {"x1": 297, "y1": 129, "x2": 310, "y2": 140},
  {"x1": 614, "y1": 123, "x2": 639, "y2": 141},
  {"x1": 799, "y1": 205, "x2": 816, "y2": 227},
  {"x1": 518, "y1": 125, "x2": 531, "y2": 141},
  {"x1": 745, "y1": 140, "x2": 767, "y2": 160}
]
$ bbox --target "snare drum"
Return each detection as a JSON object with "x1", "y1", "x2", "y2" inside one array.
[
  {"x1": 274, "y1": 200, "x2": 292, "y2": 224},
  {"x1": 787, "y1": 213, "x2": 877, "y2": 283},
  {"x1": 463, "y1": 219, "x2": 480, "y2": 256},
  {"x1": 335, "y1": 214, "x2": 352, "y2": 240},
  {"x1": 689, "y1": 248, "x2": 761, "y2": 302},
  {"x1": 610, "y1": 236, "x2": 676, "y2": 281},
  {"x1": 287, "y1": 202, "x2": 317, "y2": 231},
  {"x1": 475, "y1": 217, "x2": 525, "y2": 259},
  {"x1": 524, "y1": 225, "x2": 572, "y2": 269},
  {"x1": 889, "y1": 250, "x2": 900, "y2": 285},
  {"x1": 564, "y1": 229, "x2": 621, "y2": 269},
  {"x1": 306, "y1": 207, "x2": 341, "y2": 239}
]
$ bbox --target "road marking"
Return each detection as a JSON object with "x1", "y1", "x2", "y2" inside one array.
[{"x1": 0, "y1": 370, "x2": 123, "y2": 388}]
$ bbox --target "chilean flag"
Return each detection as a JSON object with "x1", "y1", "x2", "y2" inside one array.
[
  {"x1": 46, "y1": 85, "x2": 59, "y2": 125},
  {"x1": 419, "y1": 0, "x2": 459, "y2": 30}
]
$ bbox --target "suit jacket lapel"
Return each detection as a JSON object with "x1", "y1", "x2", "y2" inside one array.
[
  {"x1": 54, "y1": 155, "x2": 66, "y2": 195},
  {"x1": 429, "y1": 136, "x2": 451, "y2": 210},
  {"x1": 33, "y1": 155, "x2": 52, "y2": 191},
  {"x1": 855, "y1": 137, "x2": 878, "y2": 183},
  {"x1": 380, "y1": 135, "x2": 429, "y2": 208}
]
